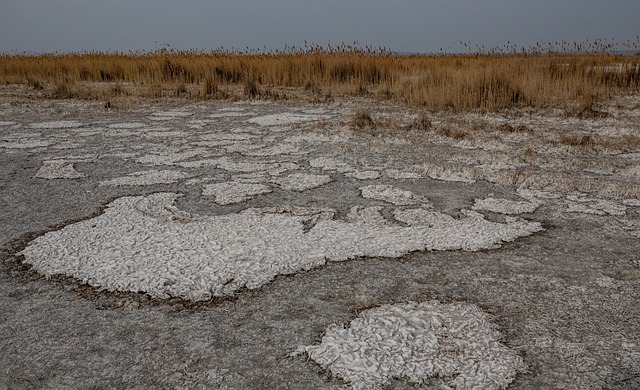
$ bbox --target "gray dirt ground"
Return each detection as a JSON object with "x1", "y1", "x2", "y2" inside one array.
[{"x1": 1, "y1": 87, "x2": 639, "y2": 389}]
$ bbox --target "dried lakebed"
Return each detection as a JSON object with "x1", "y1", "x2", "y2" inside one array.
[{"x1": 1, "y1": 92, "x2": 640, "y2": 389}]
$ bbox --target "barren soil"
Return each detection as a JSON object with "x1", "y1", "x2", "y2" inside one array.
[{"x1": 1, "y1": 86, "x2": 639, "y2": 389}]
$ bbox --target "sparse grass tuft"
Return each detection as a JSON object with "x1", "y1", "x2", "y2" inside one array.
[
  {"x1": 498, "y1": 123, "x2": 534, "y2": 133},
  {"x1": 409, "y1": 113, "x2": 433, "y2": 131},
  {"x1": 351, "y1": 111, "x2": 376, "y2": 130}
]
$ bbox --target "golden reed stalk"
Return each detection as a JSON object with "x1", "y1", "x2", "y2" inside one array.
[{"x1": 1, "y1": 49, "x2": 638, "y2": 111}]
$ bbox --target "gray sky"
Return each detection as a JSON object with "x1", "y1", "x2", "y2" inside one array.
[{"x1": 1, "y1": 0, "x2": 639, "y2": 54}]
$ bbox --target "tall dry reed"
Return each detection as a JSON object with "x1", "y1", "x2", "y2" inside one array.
[{"x1": 1, "y1": 48, "x2": 638, "y2": 111}]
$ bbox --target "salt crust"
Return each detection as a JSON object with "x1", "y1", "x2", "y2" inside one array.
[
  {"x1": 472, "y1": 197, "x2": 540, "y2": 215},
  {"x1": 19, "y1": 193, "x2": 542, "y2": 301},
  {"x1": 243, "y1": 143, "x2": 307, "y2": 157},
  {"x1": 385, "y1": 169, "x2": 423, "y2": 179},
  {"x1": 135, "y1": 150, "x2": 208, "y2": 165},
  {"x1": 346, "y1": 170, "x2": 381, "y2": 180},
  {"x1": 0, "y1": 121, "x2": 17, "y2": 126},
  {"x1": 0, "y1": 140, "x2": 53, "y2": 149},
  {"x1": 150, "y1": 111, "x2": 193, "y2": 118},
  {"x1": 99, "y1": 170, "x2": 191, "y2": 186},
  {"x1": 564, "y1": 194, "x2": 626, "y2": 216},
  {"x1": 29, "y1": 120, "x2": 83, "y2": 129},
  {"x1": 309, "y1": 157, "x2": 354, "y2": 173},
  {"x1": 202, "y1": 182, "x2": 272, "y2": 204},
  {"x1": 623, "y1": 199, "x2": 640, "y2": 207},
  {"x1": 293, "y1": 301, "x2": 526, "y2": 390},
  {"x1": 207, "y1": 112, "x2": 247, "y2": 118},
  {"x1": 271, "y1": 173, "x2": 332, "y2": 192},
  {"x1": 247, "y1": 113, "x2": 327, "y2": 126},
  {"x1": 35, "y1": 161, "x2": 85, "y2": 179},
  {"x1": 107, "y1": 122, "x2": 146, "y2": 129},
  {"x1": 360, "y1": 185, "x2": 431, "y2": 206}
]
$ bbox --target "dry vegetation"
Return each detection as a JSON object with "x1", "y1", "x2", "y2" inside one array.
[{"x1": 1, "y1": 46, "x2": 639, "y2": 112}]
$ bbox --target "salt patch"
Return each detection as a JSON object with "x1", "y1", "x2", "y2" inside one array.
[
  {"x1": 100, "y1": 170, "x2": 191, "y2": 186},
  {"x1": 107, "y1": 122, "x2": 146, "y2": 129},
  {"x1": 293, "y1": 301, "x2": 526, "y2": 390},
  {"x1": 422, "y1": 165, "x2": 476, "y2": 183},
  {"x1": 234, "y1": 172, "x2": 269, "y2": 183},
  {"x1": 385, "y1": 169, "x2": 423, "y2": 179},
  {"x1": 143, "y1": 130, "x2": 189, "y2": 138},
  {"x1": 1, "y1": 140, "x2": 53, "y2": 149},
  {"x1": 309, "y1": 157, "x2": 354, "y2": 173},
  {"x1": 268, "y1": 162, "x2": 300, "y2": 176},
  {"x1": 247, "y1": 113, "x2": 326, "y2": 126},
  {"x1": 472, "y1": 197, "x2": 540, "y2": 215},
  {"x1": 150, "y1": 111, "x2": 193, "y2": 118},
  {"x1": 345, "y1": 170, "x2": 380, "y2": 180},
  {"x1": 29, "y1": 121, "x2": 83, "y2": 129},
  {"x1": 223, "y1": 142, "x2": 267, "y2": 153},
  {"x1": 0, "y1": 121, "x2": 17, "y2": 126},
  {"x1": 360, "y1": 185, "x2": 431, "y2": 206},
  {"x1": 177, "y1": 157, "x2": 272, "y2": 172},
  {"x1": 202, "y1": 182, "x2": 272, "y2": 204},
  {"x1": 135, "y1": 150, "x2": 207, "y2": 166},
  {"x1": 623, "y1": 199, "x2": 640, "y2": 207},
  {"x1": 216, "y1": 157, "x2": 272, "y2": 173},
  {"x1": 271, "y1": 173, "x2": 332, "y2": 192},
  {"x1": 208, "y1": 112, "x2": 247, "y2": 118},
  {"x1": 35, "y1": 161, "x2": 85, "y2": 179},
  {"x1": 19, "y1": 193, "x2": 542, "y2": 301},
  {"x1": 243, "y1": 143, "x2": 306, "y2": 157},
  {"x1": 565, "y1": 200, "x2": 626, "y2": 216}
]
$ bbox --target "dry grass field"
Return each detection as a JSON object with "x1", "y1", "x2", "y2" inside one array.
[{"x1": 1, "y1": 48, "x2": 638, "y2": 112}]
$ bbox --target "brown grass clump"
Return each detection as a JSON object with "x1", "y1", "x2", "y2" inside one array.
[
  {"x1": 0, "y1": 47, "x2": 639, "y2": 112},
  {"x1": 351, "y1": 111, "x2": 377, "y2": 130},
  {"x1": 497, "y1": 123, "x2": 534, "y2": 134}
]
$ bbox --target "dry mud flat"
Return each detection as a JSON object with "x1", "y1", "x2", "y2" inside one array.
[{"x1": 1, "y1": 88, "x2": 639, "y2": 389}]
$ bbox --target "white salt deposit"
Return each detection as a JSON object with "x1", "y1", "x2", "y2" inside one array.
[
  {"x1": 268, "y1": 162, "x2": 300, "y2": 176},
  {"x1": 19, "y1": 193, "x2": 542, "y2": 301},
  {"x1": 565, "y1": 200, "x2": 626, "y2": 216},
  {"x1": 234, "y1": 172, "x2": 269, "y2": 183},
  {"x1": 516, "y1": 188, "x2": 561, "y2": 200},
  {"x1": 346, "y1": 170, "x2": 381, "y2": 180},
  {"x1": 100, "y1": 170, "x2": 191, "y2": 186},
  {"x1": 177, "y1": 157, "x2": 271, "y2": 172},
  {"x1": 0, "y1": 121, "x2": 17, "y2": 126},
  {"x1": 208, "y1": 112, "x2": 247, "y2": 118},
  {"x1": 29, "y1": 121, "x2": 83, "y2": 129},
  {"x1": 360, "y1": 185, "x2": 431, "y2": 206},
  {"x1": 271, "y1": 173, "x2": 332, "y2": 191},
  {"x1": 107, "y1": 122, "x2": 146, "y2": 129},
  {"x1": 564, "y1": 194, "x2": 626, "y2": 216},
  {"x1": 309, "y1": 157, "x2": 354, "y2": 173},
  {"x1": 623, "y1": 199, "x2": 640, "y2": 207},
  {"x1": 35, "y1": 161, "x2": 85, "y2": 179},
  {"x1": 143, "y1": 130, "x2": 189, "y2": 138},
  {"x1": 293, "y1": 301, "x2": 526, "y2": 390},
  {"x1": 0, "y1": 140, "x2": 53, "y2": 149},
  {"x1": 243, "y1": 143, "x2": 306, "y2": 157},
  {"x1": 135, "y1": 150, "x2": 208, "y2": 166},
  {"x1": 202, "y1": 182, "x2": 272, "y2": 204},
  {"x1": 247, "y1": 113, "x2": 327, "y2": 126},
  {"x1": 472, "y1": 197, "x2": 540, "y2": 215},
  {"x1": 150, "y1": 111, "x2": 194, "y2": 118},
  {"x1": 385, "y1": 169, "x2": 423, "y2": 180},
  {"x1": 223, "y1": 142, "x2": 267, "y2": 153},
  {"x1": 215, "y1": 157, "x2": 272, "y2": 173}
]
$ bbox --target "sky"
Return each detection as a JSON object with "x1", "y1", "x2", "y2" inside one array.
[{"x1": 1, "y1": 0, "x2": 639, "y2": 54}]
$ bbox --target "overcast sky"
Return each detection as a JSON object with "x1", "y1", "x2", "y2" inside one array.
[{"x1": 1, "y1": 1, "x2": 639, "y2": 54}]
